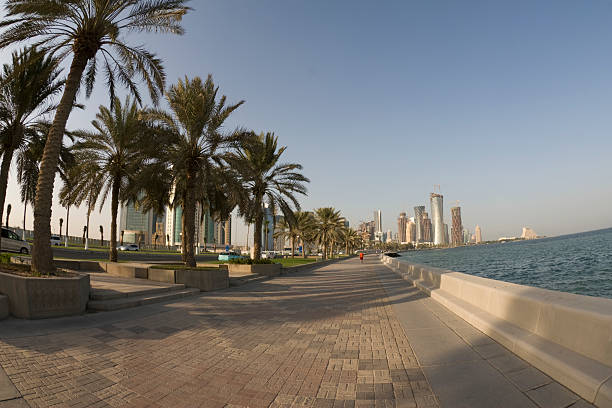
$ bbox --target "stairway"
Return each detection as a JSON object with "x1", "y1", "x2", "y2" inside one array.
[{"x1": 88, "y1": 274, "x2": 199, "y2": 312}]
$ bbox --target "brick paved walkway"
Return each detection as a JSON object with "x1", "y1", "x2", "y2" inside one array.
[{"x1": 0, "y1": 257, "x2": 438, "y2": 408}]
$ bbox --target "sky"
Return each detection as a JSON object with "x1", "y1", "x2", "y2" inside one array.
[{"x1": 2, "y1": 0, "x2": 612, "y2": 243}]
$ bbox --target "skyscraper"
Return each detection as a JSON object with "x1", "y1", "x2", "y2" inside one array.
[
  {"x1": 413, "y1": 206, "x2": 425, "y2": 242},
  {"x1": 215, "y1": 218, "x2": 231, "y2": 246},
  {"x1": 406, "y1": 219, "x2": 416, "y2": 243},
  {"x1": 444, "y1": 224, "x2": 449, "y2": 246},
  {"x1": 450, "y1": 206, "x2": 463, "y2": 246},
  {"x1": 119, "y1": 201, "x2": 162, "y2": 245},
  {"x1": 374, "y1": 210, "x2": 382, "y2": 233},
  {"x1": 430, "y1": 193, "x2": 444, "y2": 245},
  {"x1": 397, "y1": 212, "x2": 407, "y2": 243},
  {"x1": 475, "y1": 225, "x2": 482, "y2": 243},
  {"x1": 421, "y1": 212, "x2": 433, "y2": 242}
]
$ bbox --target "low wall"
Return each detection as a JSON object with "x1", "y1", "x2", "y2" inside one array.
[
  {"x1": 176, "y1": 268, "x2": 228, "y2": 291},
  {"x1": 10, "y1": 257, "x2": 104, "y2": 272},
  {"x1": 104, "y1": 262, "x2": 148, "y2": 279},
  {"x1": 228, "y1": 263, "x2": 282, "y2": 277},
  {"x1": 282, "y1": 256, "x2": 355, "y2": 274},
  {"x1": 382, "y1": 255, "x2": 612, "y2": 407},
  {"x1": 0, "y1": 271, "x2": 90, "y2": 319}
]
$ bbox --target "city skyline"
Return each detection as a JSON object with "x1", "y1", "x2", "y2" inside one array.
[{"x1": 3, "y1": 1, "x2": 612, "y2": 243}]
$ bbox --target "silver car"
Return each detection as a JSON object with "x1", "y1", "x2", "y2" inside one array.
[
  {"x1": 1, "y1": 228, "x2": 30, "y2": 254},
  {"x1": 117, "y1": 244, "x2": 139, "y2": 251}
]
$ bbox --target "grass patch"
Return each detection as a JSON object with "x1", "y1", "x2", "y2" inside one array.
[{"x1": 273, "y1": 258, "x2": 317, "y2": 267}]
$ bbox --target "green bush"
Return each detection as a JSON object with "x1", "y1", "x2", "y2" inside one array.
[
  {"x1": 228, "y1": 258, "x2": 274, "y2": 265},
  {"x1": 0, "y1": 253, "x2": 11, "y2": 264}
]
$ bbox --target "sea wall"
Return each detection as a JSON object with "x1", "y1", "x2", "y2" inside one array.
[{"x1": 382, "y1": 255, "x2": 612, "y2": 407}]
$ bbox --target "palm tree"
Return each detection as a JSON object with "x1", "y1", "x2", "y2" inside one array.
[
  {"x1": 5, "y1": 204, "x2": 10, "y2": 227},
  {"x1": 274, "y1": 216, "x2": 296, "y2": 258},
  {"x1": 59, "y1": 218, "x2": 63, "y2": 238},
  {"x1": 63, "y1": 160, "x2": 102, "y2": 251},
  {"x1": 143, "y1": 75, "x2": 244, "y2": 267},
  {"x1": 16, "y1": 121, "x2": 74, "y2": 243},
  {"x1": 294, "y1": 211, "x2": 316, "y2": 258},
  {"x1": 228, "y1": 132, "x2": 309, "y2": 260},
  {"x1": 314, "y1": 207, "x2": 344, "y2": 260},
  {"x1": 71, "y1": 97, "x2": 145, "y2": 262},
  {"x1": 0, "y1": 46, "x2": 63, "y2": 249},
  {"x1": 99, "y1": 225, "x2": 104, "y2": 246},
  {"x1": 0, "y1": 0, "x2": 190, "y2": 274},
  {"x1": 339, "y1": 227, "x2": 360, "y2": 256},
  {"x1": 274, "y1": 211, "x2": 314, "y2": 258}
]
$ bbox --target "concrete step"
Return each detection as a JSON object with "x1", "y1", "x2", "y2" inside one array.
[
  {"x1": 87, "y1": 288, "x2": 199, "y2": 312},
  {"x1": 90, "y1": 284, "x2": 186, "y2": 301}
]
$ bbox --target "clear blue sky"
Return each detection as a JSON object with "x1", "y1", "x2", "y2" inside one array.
[{"x1": 3, "y1": 0, "x2": 612, "y2": 242}]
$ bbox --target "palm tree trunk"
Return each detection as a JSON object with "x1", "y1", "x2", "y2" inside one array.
[
  {"x1": 22, "y1": 204, "x2": 26, "y2": 240},
  {"x1": 302, "y1": 238, "x2": 307, "y2": 259},
  {"x1": 253, "y1": 209, "x2": 263, "y2": 260},
  {"x1": 85, "y1": 211, "x2": 90, "y2": 250},
  {"x1": 109, "y1": 180, "x2": 120, "y2": 262},
  {"x1": 32, "y1": 53, "x2": 88, "y2": 274},
  {"x1": 291, "y1": 236, "x2": 295, "y2": 259},
  {"x1": 64, "y1": 206, "x2": 69, "y2": 247},
  {"x1": 0, "y1": 147, "x2": 14, "y2": 250},
  {"x1": 183, "y1": 168, "x2": 196, "y2": 267}
]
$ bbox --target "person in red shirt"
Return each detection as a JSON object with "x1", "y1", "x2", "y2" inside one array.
[{"x1": 359, "y1": 252, "x2": 364, "y2": 263}]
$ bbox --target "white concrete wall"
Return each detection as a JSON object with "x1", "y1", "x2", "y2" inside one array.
[{"x1": 382, "y1": 255, "x2": 612, "y2": 407}]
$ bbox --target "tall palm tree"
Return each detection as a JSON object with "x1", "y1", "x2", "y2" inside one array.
[
  {"x1": 62, "y1": 159, "x2": 102, "y2": 251},
  {"x1": 274, "y1": 216, "x2": 296, "y2": 258},
  {"x1": 71, "y1": 97, "x2": 145, "y2": 261},
  {"x1": 0, "y1": 0, "x2": 190, "y2": 273},
  {"x1": 339, "y1": 227, "x2": 360, "y2": 255},
  {"x1": 274, "y1": 211, "x2": 313, "y2": 258},
  {"x1": 143, "y1": 75, "x2": 244, "y2": 267},
  {"x1": 314, "y1": 207, "x2": 344, "y2": 260},
  {"x1": 0, "y1": 47, "x2": 63, "y2": 249},
  {"x1": 16, "y1": 121, "x2": 73, "y2": 241},
  {"x1": 228, "y1": 132, "x2": 309, "y2": 260}
]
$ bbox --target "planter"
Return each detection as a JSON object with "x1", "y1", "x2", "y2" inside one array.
[
  {"x1": 9, "y1": 257, "x2": 104, "y2": 272},
  {"x1": 176, "y1": 268, "x2": 229, "y2": 291},
  {"x1": 228, "y1": 263, "x2": 282, "y2": 277},
  {"x1": 104, "y1": 262, "x2": 148, "y2": 279},
  {"x1": 0, "y1": 270, "x2": 90, "y2": 319}
]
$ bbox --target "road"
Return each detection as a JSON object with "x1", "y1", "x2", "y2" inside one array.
[{"x1": 51, "y1": 246, "x2": 218, "y2": 263}]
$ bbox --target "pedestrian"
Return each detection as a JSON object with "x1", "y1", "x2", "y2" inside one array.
[{"x1": 359, "y1": 252, "x2": 364, "y2": 263}]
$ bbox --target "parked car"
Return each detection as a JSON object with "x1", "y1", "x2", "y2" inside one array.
[
  {"x1": 50, "y1": 235, "x2": 62, "y2": 246},
  {"x1": 1, "y1": 228, "x2": 30, "y2": 254},
  {"x1": 218, "y1": 251, "x2": 243, "y2": 261},
  {"x1": 117, "y1": 244, "x2": 139, "y2": 251},
  {"x1": 261, "y1": 251, "x2": 277, "y2": 259}
]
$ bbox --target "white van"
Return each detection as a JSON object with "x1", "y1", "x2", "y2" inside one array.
[{"x1": 1, "y1": 228, "x2": 30, "y2": 254}]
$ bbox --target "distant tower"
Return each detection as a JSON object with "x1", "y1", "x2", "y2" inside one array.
[
  {"x1": 430, "y1": 193, "x2": 444, "y2": 245},
  {"x1": 397, "y1": 212, "x2": 407, "y2": 243},
  {"x1": 450, "y1": 206, "x2": 463, "y2": 246},
  {"x1": 444, "y1": 224, "x2": 449, "y2": 246},
  {"x1": 421, "y1": 212, "x2": 433, "y2": 242},
  {"x1": 413, "y1": 206, "x2": 425, "y2": 242},
  {"x1": 406, "y1": 219, "x2": 416, "y2": 243},
  {"x1": 475, "y1": 225, "x2": 482, "y2": 243},
  {"x1": 374, "y1": 210, "x2": 382, "y2": 233}
]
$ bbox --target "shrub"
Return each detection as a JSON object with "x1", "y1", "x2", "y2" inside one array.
[{"x1": 0, "y1": 253, "x2": 11, "y2": 264}]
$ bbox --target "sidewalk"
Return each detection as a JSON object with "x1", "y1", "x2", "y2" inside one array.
[
  {"x1": 377, "y1": 259, "x2": 593, "y2": 408},
  {"x1": 0, "y1": 256, "x2": 597, "y2": 407}
]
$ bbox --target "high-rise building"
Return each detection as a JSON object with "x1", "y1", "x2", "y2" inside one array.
[
  {"x1": 450, "y1": 206, "x2": 463, "y2": 246},
  {"x1": 413, "y1": 206, "x2": 425, "y2": 242},
  {"x1": 374, "y1": 210, "x2": 382, "y2": 234},
  {"x1": 430, "y1": 193, "x2": 444, "y2": 245},
  {"x1": 262, "y1": 204, "x2": 275, "y2": 250},
  {"x1": 215, "y1": 218, "x2": 231, "y2": 246},
  {"x1": 406, "y1": 220, "x2": 416, "y2": 243},
  {"x1": 444, "y1": 224, "x2": 449, "y2": 246},
  {"x1": 521, "y1": 227, "x2": 537, "y2": 240},
  {"x1": 386, "y1": 229, "x2": 393, "y2": 243},
  {"x1": 463, "y1": 229, "x2": 471, "y2": 244},
  {"x1": 475, "y1": 225, "x2": 482, "y2": 243},
  {"x1": 397, "y1": 212, "x2": 407, "y2": 243},
  {"x1": 119, "y1": 201, "x2": 162, "y2": 245},
  {"x1": 421, "y1": 212, "x2": 433, "y2": 242},
  {"x1": 165, "y1": 203, "x2": 214, "y2": 247}
]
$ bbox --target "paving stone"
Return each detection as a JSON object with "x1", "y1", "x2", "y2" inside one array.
[
  {"x1": 526, "y1": 382, "x2": 580, "y2": 408},
  {"x1": 506, "y1": 366, "x2": 552, "y2": 392}
]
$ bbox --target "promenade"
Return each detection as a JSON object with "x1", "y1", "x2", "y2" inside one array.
[{"x1": 0, "y1": 257, "x2": 592, "y2": 408}]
